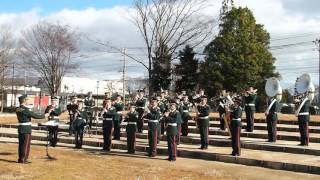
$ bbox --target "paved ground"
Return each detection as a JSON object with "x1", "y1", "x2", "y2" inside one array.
[{"x1": 0, "y1": 140, "x2": 319, "y2": 180}]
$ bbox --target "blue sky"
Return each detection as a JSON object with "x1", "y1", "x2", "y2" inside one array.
[{"x1": 0, "y1": 0, "x2": 133, "y2": 13}]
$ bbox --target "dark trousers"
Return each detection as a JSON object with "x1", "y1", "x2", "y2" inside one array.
[
  {"x1": 69, "y1": 114, "x2": 75, "y2": 135},
  {"x1": 157, "y1": 123, "x2": 161, "y2": 143},
  {"x1": 219, "y1": 112, "x2": 225, "y2": 130},
  {"x1": 113, "y1": 121, "x2": 121, "y2": 140},
  {"x1": 298, "y1": 117, "x2": 309, "y2": 146},
  {"x1": 199, "y1": 125, "x2": 209, "y2": 148},
  {"x1": 230, "y1": 121, "x2": 241, "y2": 156},
  {"x1": 136, "y1": 110, "x2": 144, "y2": 133},
  {"x1": 18, "y1": 133, "x2": 31, "y2": 163},
  {"x1": 167, "y1": 135, "x2": 177, "y2": 160},
  {"x1": 267, "y1": 113, "x2": 277, "y2": 142},
  {"x1": 127, "y1": 128, "x2": 136, "y2": 153},
  {"x1": 48, "y1": 126, "x2": 58, "y2": 147},
  {"x1": 87, "y1": 112, "x2": 93, "y2": 128},
  {"x1": 75, "y1": 126, "x2": 84, "y2": 148},
  {"x1": 103, "y1": 122, "x2": 114, "y2": 150},
  {"x1": 160, "y1": 119, "x2": 165, "y2": 135},
  {"x1": 176, "y1": 124, "x2": 181, "y2": 145},
  {"x1": 245, "y1": 108, "x2": 255, "y2": 132},
  {"x1": 148, "y1": 124, "x2": 158, "y2": 156},
  {"x1": 181, "y1": 118, "x2": 189, "y2": 136}
]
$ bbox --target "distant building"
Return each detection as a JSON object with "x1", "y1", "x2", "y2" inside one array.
[{"x1": 60, "y1": 76, "x2": 126, "y2": 96}]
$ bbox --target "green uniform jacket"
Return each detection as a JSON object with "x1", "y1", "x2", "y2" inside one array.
[
  {"x1": 298, "y1": 100, "x2": 311, "y2": 122},
  {"x1": 74, "y1": 111, "x2": 88, "y2": 128},
  {"x1": 125, "y1": 111, "x2": 139, "y2": 133},
  {"x1": 179, "y1": 102, "x2": 191, "y2": 122},
  {"x1": 267, "y1": 99, "x2": 279, "y2": 121},
  {"x1": 45, "y1": 105, "x2": 62, "y2": 119},
  {"x1": 113, "y1": 102, "x2": 124, "y2": 121},
  {"x1": 16, "y1": 105, "x2": 45, "y2": 134},
  {"x1": 101, "y1": 107, "x2": 117, "y2": 128},
  {"x1": 244, "y1": 94, "x2": 257, "y2": 111},
  {"x1": 231, "y1": 106, "x2": 243, "y2": 126},
  {"x1": 135, "y1": 98, "x2": 147, "y2": 113},
  {"x1": 145, "y1": 107, "x2": 161, "y2": 131},
  {"x1": 165, "y1": 110, "x2": 182, "y2": 136},
  {"x1": 197, "y1": 105, "x2": 211, "y2": 127}
]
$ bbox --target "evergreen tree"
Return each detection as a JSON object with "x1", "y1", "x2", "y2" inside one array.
[
  {"x1": 201, "y1": 6, "x2": 279, "y2": 110},
  {"x1": 174, "y1": 45, "x2": 199, "y2": 93}
]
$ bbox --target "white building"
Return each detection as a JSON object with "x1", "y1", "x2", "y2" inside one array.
[{"x1": 60, "y1": 77, "x2": 126, "y2": 96}]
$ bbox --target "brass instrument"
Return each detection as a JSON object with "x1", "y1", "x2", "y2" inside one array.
[{"x1": 294, "y1": 73, "x2": 315, "y2": 116}]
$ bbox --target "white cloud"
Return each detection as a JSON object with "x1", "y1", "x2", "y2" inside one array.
[{"x1": 0, "y1": 1, "x2": 319, "y2": 88}]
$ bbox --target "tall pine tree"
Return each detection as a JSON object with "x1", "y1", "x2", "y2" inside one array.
[
  {"x1": 201, "y1": 6, "x2": 279, "y2": 111},
  {"x1": 175, "y1": 45, "x2": 199, "y2": 93}
]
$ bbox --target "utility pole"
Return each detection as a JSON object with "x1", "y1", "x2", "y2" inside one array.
[
  {"x1": 122, "y1": 48, "x2": 126, "y2": 106},
  {"x1": 314, "y1": 38, "x2": 320, "y2": 105},
  {"x1": 11, "y1": 63, "x2": 14, "y2": 110}
]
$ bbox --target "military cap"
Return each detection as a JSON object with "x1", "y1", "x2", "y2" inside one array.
[
  {"x1": 18, "y1": 94, "x2": 28, "y2": 101},
  {"x1": 137, "y1": 89, "x2": 145, "y2": 93},
  {"x1": 51, "y1": 96, "x2": 58, "y2": 100},
  {"x1": 170, "y1": 100, "x2": 177, "y2": 104},
  {"x1": 150, "y1": 97, "x2": 158, "y2": 101},
  {"x1": 200, "y1": 95, "x2": 207, "y2": 99}
]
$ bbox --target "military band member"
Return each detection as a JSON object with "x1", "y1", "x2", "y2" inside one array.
[
  {"x1": 218, "y1": 90, "x2": 227, "y2": 131},
  {"x1": 67, "y1": 96, "x2": 79, "y2": 135},
  {"x1": 174, "y1": 98, "x2": 183, "y2": 145},
  {"x1": 296, "y1": 97, "x2": 312, "y2": 146},
  {"x1": 230, "y1": 97, "x2": 243, "y2": 156},
  {"x1": 164, "y1": 100, "x2": 182, "y2": 161},
  {"x1": 100, "y1": 98, "x2": 117, "y2": 151},
  {"x1": 45, "y1": 96, "x2": 61, "y2": 147},
  {"x1": 135, "y1": 90, "x2": 147, "y2": 133},
  {"x1": 144, "y1": 97, "x2": 161, "y2": 157},
  {"x1": 197, "y1": 96, "x2": 211, "y2": 150},
  {"x1": 193, "y1": 89, "x2": 205, "y2": 105},
  {"x1": 265, "y1": 94, "x2": 281, "y2": 142},
  {"x1": 73, "y1": 103, "x2": 88, "y2": 149},
  {"x1": 113, "y1": 95, "x2": 124, "y2": 140},
  {"x1": 180, "y1": 95, "x2": 192, "y2": 136},
  {"x1": 84, "y1": 92, "x2": 95, "y2": 128},
  {"x1": 124, "y1": 104, "x2": 139, "y2": 154},
  {"x1": 244, "y1": 87, "x2": 257, "y2": 132},
  {"x1": 159, "y1": 91, "x2": 169, "y2": 135},
  {"x1": 177, "y1": 90, "x2": 187, "y2": 101},
  {"x1": 16, "y1": 95, "x2": 45, "y2": 163}
]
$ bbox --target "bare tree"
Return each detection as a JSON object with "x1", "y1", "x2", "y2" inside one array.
[
  {"x1": 0, "y1": 26, "x2": 15, "y2": 112},
  {"x1": 132, "y1": 0, "x2": 214, "y2": 93},
  {"x1": 19, "y1": 21, "x2": 79, "y2": 97}
]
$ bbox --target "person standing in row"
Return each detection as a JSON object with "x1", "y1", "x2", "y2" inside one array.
[
  {"x1": 144, "y1": 97, "x2": 161, "y2": 157},
  {"x1": 180, "y1": 95, "x2": 192, "y2": 136},
  {"x1": 197, "y1": 96, "x2": 211, "y2": 150},
  {"x1": 164, "y1": 100, "x2": 182, "y2": 161},
  {"x1": 101, "y1": 98, "x2": 116, "y2": 151},
  {"x1": 45, "y1": 96, "x2": 61, "y2": 147},
  {"x1": 67, "y1": 96, "x2": 78, "y2": 135},
  {"x1": 73, "y1": 102, "x2": 88, "y2": 149},
  {"x1": 230, "y1": 97, "x2": 243, "y2": 156},
  {"x1": 124, "y1": 104, "x2": 139, "y2": 154},
  {"x1": 16, "y1": 95, "x2": 45, "y2": 163},
  {"x1": 113, "y1": 95, "x2": 124, "y2": 140},
  {"x1": 159, "y1": 91, "x2": 169, "y2": 135},
  {"x1": 218, "y1": 90, "x2": 227, "y2": 131},
  {"x1": 244, "y1": 87, "x2": 257, "y2": 132},
  {"x1": 265, "y1": 93, "x2": 281, "y2": 142},
  {"x1": 135, "y1": 90, "x2": 147, "y2": 133},
  {"x1": 84, "y1": 92, "x2": 95, "y2": 129}
]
